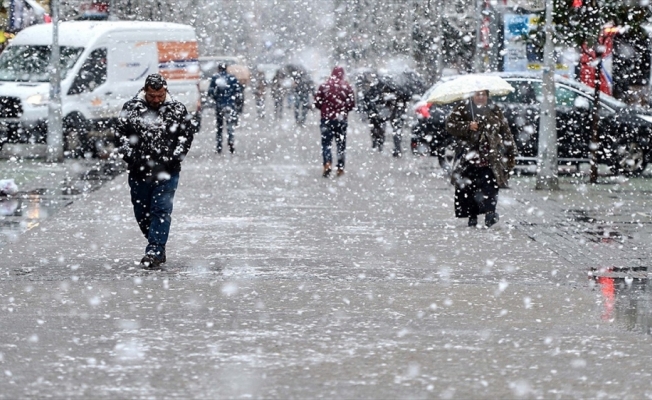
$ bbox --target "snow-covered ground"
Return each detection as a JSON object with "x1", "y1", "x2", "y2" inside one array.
[{"x1": 2, "y1": 96, "x2": 652, "y2": 398}]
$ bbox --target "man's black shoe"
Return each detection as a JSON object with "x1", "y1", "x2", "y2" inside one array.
[
  {"x1": 216, "y1": 146, "x2": 222, "y2": 154},
  {"x1": 485, "y1": 212, "x2": 499, "y2": 227},
  {"x1": 468, "y1": 216, "x2": 477, "y2": 227},
  {"x1": 140, "y1": 254, "x2": 164, "y2": 270},
  {"x1": 229, "y1": 144, "x2": 235, "y2": 154}
]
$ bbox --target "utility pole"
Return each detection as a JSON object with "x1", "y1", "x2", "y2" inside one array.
[
  {"x1": 535, "y1": 0, "x2": 559, "y2": 190},
  {"x1": 409, "y1": 0, "x2": 415, "y2": 61},
  {"x1": 473, "y1": 0, "x2": 483, "y2": 72},
  {"x1": 586, "y1": 0, "x2": 603, "y2": 184},
  {"x1": 589, "y1": 46, "x2": 603, "y2": 183},
  {"x1": 434, "y1": 0, "x2": 443, "y2": 80},
  {"x1": 46, "y1": 0, "x2": 63, "y2": 163}
]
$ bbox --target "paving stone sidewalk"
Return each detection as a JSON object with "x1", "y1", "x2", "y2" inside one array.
[
  {"x1": 503, "y1": 174, "x2": 652, "y2": 278},
  {"x1": 2, "y1": 109, "x2": 652, "y2": 398}
]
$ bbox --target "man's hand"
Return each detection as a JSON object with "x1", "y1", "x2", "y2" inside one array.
[{"x1": 469, "y1": 121, "x2": 479, "y2": 131}]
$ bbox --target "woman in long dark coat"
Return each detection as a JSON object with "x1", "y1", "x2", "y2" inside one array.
[{"x1": 445, "y1": 90, "x2": 516, "y2": 227}]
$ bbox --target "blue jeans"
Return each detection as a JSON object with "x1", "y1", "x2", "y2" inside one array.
[
  {"x1": 128, "y1": 172, "x2": 179, "y2": 258},
  {"x1": 321, "y1": 119, "x2": 347, "y2": 170},
  {"x1": 215, "y1": 106, "x2": 236, "y2": 150}
]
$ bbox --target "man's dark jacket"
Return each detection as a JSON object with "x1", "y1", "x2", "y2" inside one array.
[
  {"x1": 208, "y1": 71, "x2": 244, "y2": 112},
  {"x1": 115, "y1": 91, "x2": 197, "y2": 179}
]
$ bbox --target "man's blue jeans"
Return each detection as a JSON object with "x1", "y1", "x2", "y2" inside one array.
[
  {"x1": 128, "y1": 172, "x2": 179, "y2": 258},
  {"x1": 321, "y1": 119, "x2": 347, "y2": 170}
]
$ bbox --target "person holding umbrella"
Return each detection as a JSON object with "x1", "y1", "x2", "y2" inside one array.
[{"x1": 445, "y1": 88, "x2": 516, "y2": 227}]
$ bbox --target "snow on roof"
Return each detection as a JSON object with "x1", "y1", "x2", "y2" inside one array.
[{"x1": 10, "y1": 21, "x2": 196, "y2": 48}]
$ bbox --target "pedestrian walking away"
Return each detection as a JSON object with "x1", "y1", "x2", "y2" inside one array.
[
  {"x1": 114, "y1": 73, "x2": 197, "y2": 269},
  {"x1": 361, "y1": 73, "x2": 408, "y2": 157},
  {"x1": 445, "y1": 90, "x2": 516, "y2": 228},
  {"x1": 271, "y1": 68, "x2": 289, "y2": 121},
  {"x1": 252, "y1": 68, "x2": 267, "y2": 119},
  {"x1": 291, "y1": 67, "x2": 314, "y2": 126},
  {"x1": 314, "y1": 66, "x2": 355, "y2": 177},
  {"x1": 208, "y1": 62, "x2": 244, "y2": 153}
]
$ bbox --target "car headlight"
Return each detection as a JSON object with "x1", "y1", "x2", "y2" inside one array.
[{"x1": 25, "y1": 94, "x2": 49, "y2": 106}]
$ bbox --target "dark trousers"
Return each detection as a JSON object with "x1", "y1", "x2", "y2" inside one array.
[
  {"x1": 273, "y1": 95, "x2": 284, "y2": 120},
  {"x1": 321, "y1": 119, "x2": 347, "y2": 170},
  {"x1": 454, "y1": 165, "x2": 498, "y2": 218},
  {"x1": 215, "y1": 106, "x2": 236, "y2": 150},
  {"x1": 255, "y1": 96, "x2": 265, "y2": 119},
  {"x1": 370, "y1": 117, "x2": 403, "y2": 153},
  {"x1": 294, "y1": 93, "x2": 309, "y2": 125},
  {"x1": 128, "y1": 172, "x2": 179, "y2": 258}
]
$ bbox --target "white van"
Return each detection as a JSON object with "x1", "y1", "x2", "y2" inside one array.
[{"x1": 0, "y1": 21, "x2": 201, "y2": 156}]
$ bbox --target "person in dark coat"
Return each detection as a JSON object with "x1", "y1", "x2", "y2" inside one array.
[
  {"x1": 114, "y1": 74, "x2": 197, "y2": 268},
  {"x1": 252, "y1": 68, "x2": 267, "y2": 119},
  {"x1": 271, "y1": 68, "x2": 289, "y2": 120},
  {"x1": 292, "y1": 69, "x2": 314, "y2": 126},
  {"x1": 445, "y1": 90, "x2": 516, "y2": 227},
  {"x1": 208, "y1": 63, "x2": 243, "y2": 153},
  {"x1": 362, "y1": 74, "x2": 409, "y2": 157}
]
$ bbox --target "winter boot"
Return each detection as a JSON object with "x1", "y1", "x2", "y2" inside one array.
[
  {"x1": 323, "y1": 162, "x2": 332, "y2": 178},
  {"x1": 485, "y1": 212, "x2": 499, "y2": 227},
  {"x1": 140, "y1": 254, "x2": 162, "y2": 270},
  {"x1": 468, "y1": 215, "x2": 478, "y2": 227}
]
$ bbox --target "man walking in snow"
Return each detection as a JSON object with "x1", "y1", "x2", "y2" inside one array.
[
  {"x1": 208, "y1": 62, "x2": 244, "y2": 153},
  {"x1": 115, "y1": 74, "x2": 197, "y2": 269},
  {"x1": 314, "y1": 66, "x2": 355, "y2": 177}
]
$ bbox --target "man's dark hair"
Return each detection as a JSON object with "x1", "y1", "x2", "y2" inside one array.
[
  {"x1": 217, "y1": 63, "x2": 227, "y2": 73},
  {"x1": 144, "y1": 73, "x2": 167, "y2": 90}
]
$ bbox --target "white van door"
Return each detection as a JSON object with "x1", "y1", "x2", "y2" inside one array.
[
  {"x1": 66, "y1": 47, "x2": 110, "y2": 120},
  {"x1": 106, "y1": 41, "x2": 159, "y2": 114}
]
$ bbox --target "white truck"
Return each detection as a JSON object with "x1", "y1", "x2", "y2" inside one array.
[{"x1": 0, "y1": 21, "x2": 201, "y2": 157}]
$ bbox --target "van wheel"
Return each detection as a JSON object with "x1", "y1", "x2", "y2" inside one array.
[
  {"x1": 63, "y1": 113, "x2": 91, "y2": 158},
  {"x1": 609, "y1": 141, "x2": 648, "y2": 177}
]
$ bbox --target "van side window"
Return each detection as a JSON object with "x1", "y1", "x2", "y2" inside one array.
[{"x1": 68, "y1": 48, "x2": 107, "y2": 95}]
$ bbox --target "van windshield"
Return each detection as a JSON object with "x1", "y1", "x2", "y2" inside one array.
[{"x1": 0, "y1": 45, "x2": 84, "y2": 82}]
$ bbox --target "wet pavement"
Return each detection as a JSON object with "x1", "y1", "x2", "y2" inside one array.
[
  {"x1": 0, "y1": 157, "x2": 124, "y2": 250},
  {"x1": 2, "y1": 106, "x2": 652, "y2": 398},
  {"x1": 508, "y1": 174, "x2": 652, "y2": 338}
]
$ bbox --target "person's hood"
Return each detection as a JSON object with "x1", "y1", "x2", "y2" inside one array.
[{"x1": 331, "y1": 66, "x2": 345, "y2": 80}]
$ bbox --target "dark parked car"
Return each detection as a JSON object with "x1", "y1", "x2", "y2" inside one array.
[{"x1": 411, "y1": 72, "x2": 652, "y2": 176}]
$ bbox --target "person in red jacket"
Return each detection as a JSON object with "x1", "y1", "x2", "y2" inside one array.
[{"x1": 314, "y1": 66, "x2": 355, "y2": 177}]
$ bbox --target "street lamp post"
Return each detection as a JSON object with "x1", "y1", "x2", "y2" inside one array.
[
  {"x1": 535, "y1": 0, "x2": 559, "y2": 190},
  {"x1": 46, "y1": 0, "x2": 63, "y2": 163}
]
